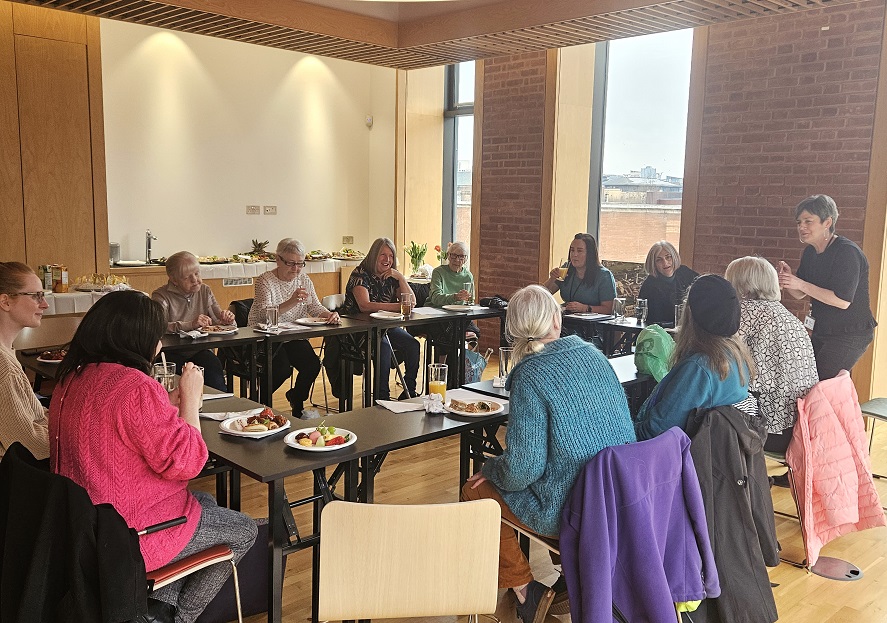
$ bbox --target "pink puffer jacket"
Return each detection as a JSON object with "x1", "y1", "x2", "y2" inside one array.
[{"x1": 786, "y1": 371, "x2": 885, "y2": 566}]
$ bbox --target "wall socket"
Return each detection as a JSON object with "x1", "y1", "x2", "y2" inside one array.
[
  {"x1": 342, "y1": 235, "x2": 354, "y2": 245},
  {"x1": 246, "y1": 205, "x2": 260, "y2": 215},
  {"x1": 263, "y1": 205, "x2": 277, "y2": 215}
]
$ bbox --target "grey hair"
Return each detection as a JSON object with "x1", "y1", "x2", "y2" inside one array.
[
  {"x1": 449, "y1": 241, "x2": 469, "y2": 256},
  {"x1": 505, "y1": 285, "x2": 561, "y2": 364},
  {"x1": 359, "y1": 238, "x2": 398, "y2": 274},
  {"x1": 276, "y1": 238, "x2": 306, "y2": 257},
  {"x1": 165, "y1": 251, "x2": 199, "y2": 278},
  {"x1": 795, "y1": 194, "x2": 839, "y2": 234},
  {"x1": 644, "y1": 241, "x2": 682, "y2": 277},
  {"x1": 725, "y1": 256, "x2": 780, "y2": 302}
]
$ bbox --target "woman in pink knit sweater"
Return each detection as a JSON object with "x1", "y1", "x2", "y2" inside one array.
[{"x1": 50, "y1": 291, "x2": 256, "y2": 623}]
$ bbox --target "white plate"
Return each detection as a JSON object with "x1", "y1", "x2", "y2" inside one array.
[
  {"x1": 296, "y1": 317, "x2": 328, "y2": 326},
  {"x1": 219, "y1": 417, "x2": 291, "y2": 438},
  {"x1": 370, "y1": 311, "x2": 404, "y2": 320},
  {"x1": 441, "y1": 304, "x2": 484, "y2": 312},
  {"x1": 202, "y1": 326, "x2": 238, "y2": 335},
  {"x1": 36, "y1": 356, "x2": 63, "y2": 364},
  {"x1": 115, "y1": 260, "x2": 147, "y2": 266},
  {"x1": 444, "y1": 400, "x2": 504, "y2": 417},
  {"x1": 284, "y1": 428, "x2": 357, "y2": 451}
]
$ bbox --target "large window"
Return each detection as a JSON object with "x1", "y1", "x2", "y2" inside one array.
[
  {"x1": 444, "y1": 62, "x2": 475, "y2": 246},
  {"x1": 597, "y1": 29, "x2": 693, "y2": 264}
]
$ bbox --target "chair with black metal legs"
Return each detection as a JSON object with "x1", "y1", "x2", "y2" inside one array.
[{"x1": 305, "y1": 294, "x2": 345, "y2": 413}]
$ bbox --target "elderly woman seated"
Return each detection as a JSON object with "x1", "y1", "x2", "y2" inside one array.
[
  {"x1": 424, "y1": 240, "x2": 480, "y2": 354},
  {"x1": 725, "y1": 257, "x2": 819, "y2": 453},
  {"x1": 151, "y1": 251, "x2": 233, "y2": 391},
  {"x1": 461, "y1": 285, "x2": 635, "y2": 623},
  {"x1": 0, "y1": 262, "x2": 49, "y2": 462}
]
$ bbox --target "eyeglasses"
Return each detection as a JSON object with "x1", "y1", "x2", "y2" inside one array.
[
  {"x1": 450, "y1": 254, "x2": 468, "y2": 261},
  {"x1": 278, "y1": 258, "x2": 307, "y2": 268},
  {"x1": 9, "y1": 291, "x2": 46, "y2": 303}
]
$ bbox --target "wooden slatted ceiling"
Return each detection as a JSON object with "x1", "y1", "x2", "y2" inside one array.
[{"x1": 10, "y1": 0, "x2": 859, "y2": 68}]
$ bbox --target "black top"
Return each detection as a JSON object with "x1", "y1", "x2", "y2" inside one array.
[
  {"x1": 340, "y1": 265, "x2": 400, "y2": 316},
  {"x1": 797, "y1": 235, "x2": 877, "y2": 336},
  {"x1": 637, "y1": 265, "x2": 699, "y2": 325}
]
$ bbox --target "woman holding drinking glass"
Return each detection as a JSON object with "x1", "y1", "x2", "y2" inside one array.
[
  {"x1": 426, "y1": 240, "x2": 481, "y2": 345},
  {"x1": 544, "y1": 233, "x2": 616, "y2": 315},
  {"x1": 50, "y1": 291, "x2": 256, "y2": 623},
  {"x1": 248, "y1": 238, "x2": 339, "y2": 414}
]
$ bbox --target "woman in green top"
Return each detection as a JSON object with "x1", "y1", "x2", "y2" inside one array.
[{"x1": 427, "y1": 241, "x2": 480, "y2": 342}]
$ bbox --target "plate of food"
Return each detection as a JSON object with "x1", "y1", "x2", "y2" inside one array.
[
  {"x1": 306, "y1": 250, "x2": 332, "y2": 260},
  {"x1": 332, "y1": 248, "x2": 365, "y2": 260},
  {"x1": 445, "y1": 399, "x2": 504, "y2": 417},
  {"x1": 284, "y1": 422, "x2": 356, "y2": 452},
  {"x1": 296, "y1": 317, "x2": 328, "y2": 326},
  {"x1": 37, "y1": 349, "x2": 67, "y2": 364},
  {"x1": 201, "y1": 325, "x2": 238, "y2": 334},
  {"x1": 219, "y1": 410, "x2": 291, "y2": 438},
  {"x1": 198, "y1": 256, "x2": 230, "y2": 264},
  {"x1": 369, "y1": 311, "x2": 403, "y2": 320}
]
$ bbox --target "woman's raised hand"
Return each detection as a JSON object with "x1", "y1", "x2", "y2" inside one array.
[{"x1": 549, "y1": 267, "x2": 561, "y2": 280}]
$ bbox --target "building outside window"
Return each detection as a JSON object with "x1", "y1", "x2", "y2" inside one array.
[{"x1": 444, "y1": 61, "x2": 474, "y2": 247}]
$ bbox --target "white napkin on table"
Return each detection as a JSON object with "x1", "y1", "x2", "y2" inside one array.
[
  {"x1": 200, "y1": 407, "x2": 264, "y2": 421},
  {"x1": 376, "y1": 400, "x2": 426, "y2": 413},
  {"x1": 178, "y1": 330, "x2": 208, "y2": 339}
]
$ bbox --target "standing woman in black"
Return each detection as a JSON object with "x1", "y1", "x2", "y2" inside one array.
[{"x1": 778, "y1": 194, "x2": 877, "y2": 379}]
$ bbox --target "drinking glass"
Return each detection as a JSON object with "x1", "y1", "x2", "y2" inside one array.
[
  {"x1": 614, "y1": 297, "x2": 626, "y2": 320},
  {"x1": 152, "y1": 362, "x2": 177, "y2": 392},
  {"x1": 557, "y1": 259, "x2": 568, "y2": 280},
  {"x1": 193, "y1": 365, "x2": 205, "y2": 411},
  {"x1": 499, "y1": 347, "x2": 514, "y2": 379},
  {"x1": 463, "y1": 282, "x2": 474, "y2": 305},
  {"x1": 265, "y1": 305, "x2": 279, "y2": 329},
  {"x1": 400, "y1": 292, "x2": 413, "y2": 318},
  {"x1": 428, "y1": 363, "x2": 448, "y2": 402},
  {"x1": 674, "y1": 303, "x2": 684, "y2": 327},
  {"x1": 635, "y1": 298, "x2": 648, "y2": 324}
]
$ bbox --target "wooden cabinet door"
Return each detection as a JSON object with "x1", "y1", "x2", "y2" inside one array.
[{"x1": 16, "y1": 33, "x2": 97, "y2": 279}]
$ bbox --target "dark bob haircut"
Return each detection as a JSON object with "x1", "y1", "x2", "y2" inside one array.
[{"x1": 58, "y1": 290, "x2": 166, "y2": 381}]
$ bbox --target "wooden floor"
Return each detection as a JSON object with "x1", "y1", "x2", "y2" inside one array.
[{"x1": 191, "y1": 355, "x2": 887, "y2": 623}]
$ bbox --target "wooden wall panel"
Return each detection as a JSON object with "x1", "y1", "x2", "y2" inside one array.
[
  {"x1": 16, "y1": 35, "x2": 96, "y2": 279},
  {"x1": 11, "y1": 2, "x2": 85, "y2": 43},
  {"x1": 86, "y1": 17, "x2": 108, "y2": 272},
  {"x1": 0, "y1": 2, "x2": 24, "y2": 261}
]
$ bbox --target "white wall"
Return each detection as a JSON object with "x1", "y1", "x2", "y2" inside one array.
[{"x1": 101, "y1": 20, "x2": 397, "y2": 260}]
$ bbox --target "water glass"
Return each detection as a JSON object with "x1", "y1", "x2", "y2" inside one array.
[
  {"x1": 265, "y1": 305, "x2": 279, "y2": 329},
  {"x1": 400, "y1": 292, "x2": 413, "y2": 318},
  {"x1": 674, "y1": 303, "x2": 684, "y2": 327},
  {"x1": 635, "y1": 298, "x2": 648, "y2": 324},
  {"x1": 614, "y1": 297, "x2": 626, "y2": 320},
  {"x1": 428, "y1": 363, "x2": 448, "y2": 402},
  {"x1": 499, "y1": 347, "x2": 514, "y2": 379},
  {"x1": 463, "y1": 282, "x2": 474, "y2": 305},
  {"x1": 152, "y1": 362, "x2": 177, "y2": 392}
]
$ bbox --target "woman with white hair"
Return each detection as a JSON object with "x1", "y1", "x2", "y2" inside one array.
[
  {"x1": 461, "y1": 285, "x2": 635, "y2": 623},
  {"x1": 426, "y1": 240, "x2": 480, "y2": 348},
  {"x1": 152, "y1": 251, "x2": 234, "y2": 391},
  {"x1": 638, "y1": 241, "x2": 699, "y2": 325},
  {"x1": 725, "y1": 257, "x2": 818, "y2": 453},
  {"x1": 248, "y1": 238, "x2": 339, "y2": 413}
]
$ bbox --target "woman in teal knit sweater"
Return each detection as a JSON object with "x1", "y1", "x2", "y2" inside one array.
[
  {"x1": 635, "y1": 274, "x2": 756, "y2": 441},
  {"x1": 461, "y1": 285, "x2": 635, "y2": 623}
]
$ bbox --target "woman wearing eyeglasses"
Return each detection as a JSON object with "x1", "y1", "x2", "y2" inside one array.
[
  {"x1": 426, "y1": 241, "x2": 481, "y2": 347},
  {"x1": 0, "y1": 262, "x2": 49, "y2": 461},
  {"x1": 248, "y1": 238, "x2": 340, "y2": 414}
]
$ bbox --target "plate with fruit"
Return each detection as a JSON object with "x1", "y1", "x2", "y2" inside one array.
[
  {"x1": 219, "y1": 409, "x2": 291, "y2": 438},
  {"x1": 284, "y1": 422, "x2": 356, "y2": 452}
]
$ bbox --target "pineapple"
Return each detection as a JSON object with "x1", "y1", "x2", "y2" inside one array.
[{"x1": 251, "y1": 239, "x2": 269, "y2": 255}]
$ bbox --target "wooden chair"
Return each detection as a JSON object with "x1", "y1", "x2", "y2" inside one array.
[{"x1": 318, "y1": 499, "x2": 500, "y2": 622}]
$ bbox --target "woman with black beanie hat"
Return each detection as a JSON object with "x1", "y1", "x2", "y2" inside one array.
[{"x1": 634, "y1": 274, "x2": 756, "y2": 440}]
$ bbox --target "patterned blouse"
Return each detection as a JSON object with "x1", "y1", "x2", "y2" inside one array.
[
  {"x1": 340, "y1": 265, "x2": 400, "y2": 315},
  {"x1": 737, "y1": 299, "x2": 819, "y2": 434},
  {"x1": 247, "y1": 271, "x2": 329, "y2": 326}
]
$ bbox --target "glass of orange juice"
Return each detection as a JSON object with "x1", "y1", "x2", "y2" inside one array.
[{"x1": 428, "y1": 363, "x2": 448, "y2": 403}]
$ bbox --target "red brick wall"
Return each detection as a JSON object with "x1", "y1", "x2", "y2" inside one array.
[
  {"x1": 476, "y1": 51, "x2": 550, "y2": 348},
  {"x1": 691, "y1": 0, "x2": 885, "y2": 303}
]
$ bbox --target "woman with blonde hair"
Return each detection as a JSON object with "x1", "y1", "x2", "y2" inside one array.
[
  {"x1": 726, "y1": 256, "x2": 818, "y2": 453},
  {"x1": 461, "y1": 285, "x2": 635, "y2": 623},
  {"x1": 635, "y1": 275, "x2": 755, "y2": 441},
  {"x1": 0, "y1": 262, "x2": 49, "y2": 461},
  {"x1": 638, "y1": 240, "x2": 699, "y2": 325}
]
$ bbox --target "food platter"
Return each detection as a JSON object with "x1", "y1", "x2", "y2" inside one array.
[
  {"x1": 369, "y1": 311, "x2": 403, "y2": 320},
  {"x1": 201, "y1": 325, "x2": 238, "y2": 334},
  {"x1": 219, "y1": 416, "x2": 291, "y2": 438},
  {"x1": 284, "y1": 428, "x2": 357, "y2": 452},
  {"x1": 444, "y1": 399, "x2": 504, "y2": 417},
  {"x1": 296, "y1": 317, "x2": 328, "y2": 326}
]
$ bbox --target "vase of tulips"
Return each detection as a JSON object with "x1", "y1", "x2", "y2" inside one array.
[{"x1": 405, "y1": 241, "x2": 427, "y2": 275}]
